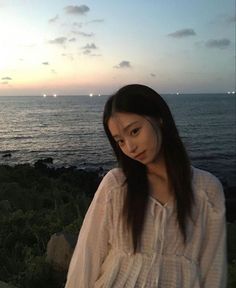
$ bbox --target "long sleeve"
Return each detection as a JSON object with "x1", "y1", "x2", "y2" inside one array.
[
  {"x1": 65, "y1": 171, "x2": 114, "y2": 288},
  {"x1": 199, "y1": 174, "x2": 227, "y2": 287}
]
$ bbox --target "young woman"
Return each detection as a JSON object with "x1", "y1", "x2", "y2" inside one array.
[{"x1": 65, "y1": 84, "x2": 227, "y2": 287}]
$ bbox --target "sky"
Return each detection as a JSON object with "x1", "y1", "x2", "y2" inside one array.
[{"x1": 0, "y1": 0, "x2": 235, "y2": 96}]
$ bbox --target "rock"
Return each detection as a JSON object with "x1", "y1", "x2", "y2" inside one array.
[
  {"x1": 34, "y1": 158, "x2": 54, "y2": 172},
  {"x1": 46, "y1": 232, "x2": 77, "y2": 272},
  {"x1": 34, "y1": 157, "x2": 53, "y2": 166},
  {"x1": 2, "y1": 153, "x2": 11, "y2": 158},
  {"x1": 41, "y1": 157, "x2": 53, "y2": 164},
  {"x1": 0, "y1": 281, "x2": 17, "y2": 288}
]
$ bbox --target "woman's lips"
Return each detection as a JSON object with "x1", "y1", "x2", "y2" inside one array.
[{"x1": 135, "y1": 151, "x2": 146, "y2": 160}]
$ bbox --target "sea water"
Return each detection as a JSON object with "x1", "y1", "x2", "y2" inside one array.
[{"x1": 0, "y1": 94, "x2": 235, "y2": 185}]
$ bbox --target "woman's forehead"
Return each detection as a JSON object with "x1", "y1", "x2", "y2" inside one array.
[{"x1": 110, "y1": 112, "x2": 144, "y2": 123}]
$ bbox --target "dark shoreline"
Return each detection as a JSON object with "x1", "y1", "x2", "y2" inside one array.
[{"x1": 0, "y1": 158, "x2": 235, "y2": 222}]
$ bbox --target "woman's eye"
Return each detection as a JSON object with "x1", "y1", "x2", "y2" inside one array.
[
  {"x1": 131, "y1": 128, "x2": 140, "y2": 135},
  {"x1": 116, "y1": 139, "x2": 124, "y2": 146}
]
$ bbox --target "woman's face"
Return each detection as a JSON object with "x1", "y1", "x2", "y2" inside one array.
[{"x1": 108, "y1": 112, "x2": 163, "y2": 166}]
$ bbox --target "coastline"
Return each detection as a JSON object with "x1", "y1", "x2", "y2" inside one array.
[{"x1": 0, "y1": 159, "x2": 235, "y2": 222}]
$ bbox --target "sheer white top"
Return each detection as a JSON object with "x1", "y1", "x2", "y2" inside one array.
[{"x1": 65, "y1": 167, "x2": 227, "y2": 288}]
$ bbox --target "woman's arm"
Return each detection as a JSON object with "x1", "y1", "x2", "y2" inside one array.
[
  {"x1": 199, "y1": 175, "x2": 227, "y2": 287},
  {"x1": 65, "y1": 171, "x2": 114, "y2": 288}
]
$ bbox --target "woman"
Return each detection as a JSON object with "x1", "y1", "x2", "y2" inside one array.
[{"x1": 65, "y1": 84, "x2": 227, "y2": 287}]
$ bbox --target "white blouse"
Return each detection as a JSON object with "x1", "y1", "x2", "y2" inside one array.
[{"x1": 65, "y1": 167, "x2": 227, "y2": 288}]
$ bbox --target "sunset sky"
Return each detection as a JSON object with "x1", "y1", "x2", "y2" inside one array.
[{"x1": 0, "y1": 0, "x2": 235, "y2": 96}]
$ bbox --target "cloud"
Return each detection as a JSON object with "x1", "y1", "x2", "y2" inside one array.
[
  {"x1": 86, "y1": 19, "x2": 104, "y2": 24},
  {"x1": 81, "y1": 43, "x2": 99, "y2": 56},
  {"x1": 82, "y1": 49, "x2": 101, "y2": 56},
  {"x1": 48, "y1": 37, "x2": 67, "y2": 44},
  {"x1": 114, "y1": 61, "x2": 131, "y2": 69},
  {"x1": 80, "y1": 32, "x2": 94, "y2": 37},
  {"x1": 72, "y1": 31, "x2": 94, "y2": 37},
  {"x1": 42, "y1": 62, "x2": 49, "y2": 65},
  {"x1": 2, "y1": 77, "x2": 12, "y2": 80},
  {"x1": 168, "y1": 28, "x2": 196, "y2": 38},
  {"x1": 83, "y1": 49, "x2": 91, "y2": 55},
  {"x1": 68, "y1": 38, "x2": 76, "y2": 42},
  {"x1": 51, "y1": 69, "x2": 57, "y2": 74},
  {"x1": 82, "y1": 43, "x2": 97, "y2": 49},
  {"x1": 1, "y1": 82, "x2": 8, "y2": 85},
  {"x1": 205, "y1": 38, "x2": 231, "y2": 49},
  {"x1": 150, "y1": 73, "x2": 156, "y2": 77},
  {"x1": 64, "y1": 5, "x2": 89, "y2": 15},
  {"x1": 49, "y1": 15, "x2": 59, "y2": 23}
]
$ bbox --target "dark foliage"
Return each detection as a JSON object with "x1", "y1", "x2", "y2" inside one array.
[{"x1": 0, "y1": 163, "x2": 102, "y2": 288}]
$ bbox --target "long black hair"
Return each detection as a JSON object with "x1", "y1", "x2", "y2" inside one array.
[{"x1": 103, "y1": 84, "x2": 194, "y2": 252}]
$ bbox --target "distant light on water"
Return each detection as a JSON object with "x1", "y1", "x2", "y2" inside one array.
[
  {"x1": 43, "y1": 93, "x2": 58, "y2": 97},
  {"x1": 89, "y1": 93, "x2": 101, "y2": 97}
]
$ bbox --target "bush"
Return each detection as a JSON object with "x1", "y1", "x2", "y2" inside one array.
[{"x1": 0, "y1": 164, "x2": 101, "y2": 287}]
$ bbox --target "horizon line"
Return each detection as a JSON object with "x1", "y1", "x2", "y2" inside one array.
[{"x1": 0, "y1": 92, "x2": 234, "y2": 97}]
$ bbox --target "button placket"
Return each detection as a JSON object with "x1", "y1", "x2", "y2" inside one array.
[{"x1": 149, "y1": 200, "x2": 168, "y2": 287}]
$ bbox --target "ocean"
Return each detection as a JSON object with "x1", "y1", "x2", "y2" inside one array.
[{"x1": 0, "y1": 93, "x2": 235, "y2": 186}]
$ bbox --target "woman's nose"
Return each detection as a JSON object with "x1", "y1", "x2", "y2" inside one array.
[{"x1": 126, "y1": 139, "x2": 137, "y2": 153}]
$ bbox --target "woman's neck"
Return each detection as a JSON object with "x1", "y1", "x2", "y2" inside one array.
[
  {"x1": 146, "y1": 153, "x2": 168, "y2": 181},
  {"x1": 146, "y1": 156, "x2": 173, "y2": 204}
]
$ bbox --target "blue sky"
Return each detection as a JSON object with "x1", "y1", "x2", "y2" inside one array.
[{"x1": 0, "y1": 0, "x2": 235, "y2": 95}]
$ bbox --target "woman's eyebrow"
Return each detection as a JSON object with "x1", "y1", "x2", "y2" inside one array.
[
  {"x1": 123, "y1": 121, "x2": 139, "y2": 132},
  {"x1": 112, "y1": 121, "x2": 139, "y2": 138}
]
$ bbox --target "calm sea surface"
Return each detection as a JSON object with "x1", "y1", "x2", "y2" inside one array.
[{"x1": 0, "y1": 94, "x2": 235, "y2": 185}]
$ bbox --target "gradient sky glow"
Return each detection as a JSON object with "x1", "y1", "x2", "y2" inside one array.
[{"x1": 0, "y1": 0, "x2": 235, "y2": 96}]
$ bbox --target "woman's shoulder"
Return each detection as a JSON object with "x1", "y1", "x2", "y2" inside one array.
[
  {"x1": 191, "y1": 166, "x2": 225, "y2": 211},
  {"x1": 94, "y1": 168, "x2": 126, "y2": 202},
  {"x1": 102, "y1": 168, "x2": 126, "y2": 188},
  {"x1": 192, "y1": 166, "x2": 221, "y2": 187}
]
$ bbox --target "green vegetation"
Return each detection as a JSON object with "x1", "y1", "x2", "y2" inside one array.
[
  {"x1": 0, "y1": 163, "x2": 101, "y2": 288},
  {"x1": 0, "y1": 163, "x2": 235, "y2": 287}
]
